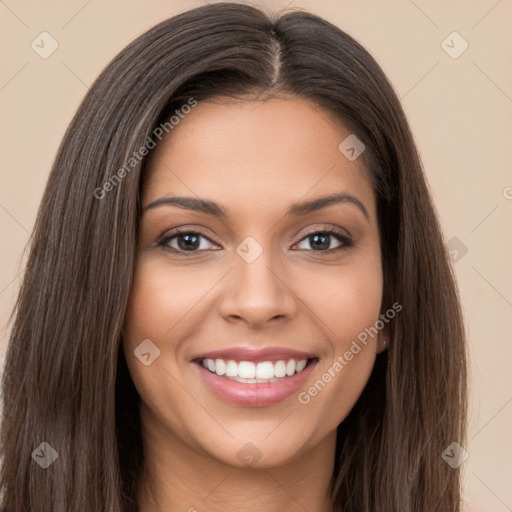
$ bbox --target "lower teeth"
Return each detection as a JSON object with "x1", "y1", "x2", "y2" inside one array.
[{"x1": 225, "y1": 375, "x2": 283, "y2": 383}]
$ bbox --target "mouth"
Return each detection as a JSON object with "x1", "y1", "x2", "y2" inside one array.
[
  {"x1": 191, "y1": 348, "x2": 319, "y2": 407},
  {"x1": 198, "y1": 357, "x2": 316, "y2": 383}
]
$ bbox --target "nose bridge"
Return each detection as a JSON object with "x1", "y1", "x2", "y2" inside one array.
[{"x1": 219, "y1": 235, "x2": 297, "y2": 326}]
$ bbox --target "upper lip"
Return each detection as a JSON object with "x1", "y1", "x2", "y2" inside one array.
[{"x1": 191, "y1": 346, "x2": 318, "y2": 364}]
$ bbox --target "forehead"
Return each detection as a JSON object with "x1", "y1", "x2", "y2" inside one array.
[{"x1": 142, "y1": 96, "x2": 376, "y2": 222}]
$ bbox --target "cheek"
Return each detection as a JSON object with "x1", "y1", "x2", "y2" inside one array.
[
  {"x1": 121, "y1": 257, "x2": 206, "y2": 434},
  {"x1": 292, "y1": 254, "x2": 383, "y2": 425},
  {"x1": 295, "y1": 255, "x2": 383, "y2": 350},
  {"x1": 123, "y1": 256, "x2": 207, "y2": 346},
  {"x1": 122, "y1": 257, "x2": 192, "y2": 392}
]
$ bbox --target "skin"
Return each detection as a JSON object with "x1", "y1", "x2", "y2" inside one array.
[{"x1": 122, "y1": 95, "x2": 387, "y2": 512}]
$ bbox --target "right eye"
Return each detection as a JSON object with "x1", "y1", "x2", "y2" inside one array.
[{"x1": 158, "y1": 229, "x2": 220, "y2": 255}]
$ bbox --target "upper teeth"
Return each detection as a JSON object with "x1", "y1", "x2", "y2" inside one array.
[{"x1": 201, "y1": 358, "x2": 308, "y2": 380}]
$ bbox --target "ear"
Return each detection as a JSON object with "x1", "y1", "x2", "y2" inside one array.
[{"x1": 376, "y1": 323, "x2": 390, "y2": 354}]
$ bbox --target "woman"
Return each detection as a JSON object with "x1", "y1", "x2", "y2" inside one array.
[{"x1": 0, "y1": 3, "x2": 467, "y2": 511}]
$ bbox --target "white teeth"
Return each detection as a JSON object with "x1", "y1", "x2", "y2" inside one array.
[
  {"x1": 200, "y1": 357, "x2": 310, "y2": 380},
  {"x1": 225, "y1": 360, "x2": 238, "y2": 377},
  {"x1": 296, "y1": 360, "x2": 307, "y2": 372},
  {"x1": 238, "y1": 361, "x2": 255, "y2": 379},
  {"x1": 286, "y1": 360, "x2": 296, "y2": 376},
  {"x1": 256, "y1": 361, "x2": 275, "y2": 379},
  {"x1": 215, "y1": 359, "x2": 226, "y2": 376},
  {"x1": 274, "y1": 360, "x2": 287, "y2": 378}
]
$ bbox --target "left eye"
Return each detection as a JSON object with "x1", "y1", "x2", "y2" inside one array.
[{"x1": 293, "y1": 229, "x2": 352, "y2": 252}]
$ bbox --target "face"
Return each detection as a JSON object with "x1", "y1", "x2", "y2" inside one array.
[{"x1": 122, "y1": 96, "x2": 385, "y2": 469}]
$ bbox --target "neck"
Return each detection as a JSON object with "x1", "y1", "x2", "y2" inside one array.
[{"x1": 137, "y1": 404, "x2": 337, "y2": 512}]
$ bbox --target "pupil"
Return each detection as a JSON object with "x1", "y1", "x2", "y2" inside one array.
[
  {"x1": 178, "y1": 233, "x2": 199, "y2": 250},
  {"x1": 311, "y1": 233, "x2": 329, "y2": 250}
]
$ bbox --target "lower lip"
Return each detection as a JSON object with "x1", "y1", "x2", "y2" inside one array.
[{"x1": 195, "y1": 360, "x2": 317, "y2": 407}]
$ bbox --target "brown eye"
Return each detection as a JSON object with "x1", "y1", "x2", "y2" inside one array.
[
  {"x1": 293, "y1": 228, "x2": 353, "y2": 253},
  {"x1": 158, "y1": 230, "x2": 219, "y2": 254}
]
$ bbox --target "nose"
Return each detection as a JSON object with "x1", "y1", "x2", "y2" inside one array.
[{"x1": 218, "y1": 244, "x2": 298, "y2": 329}]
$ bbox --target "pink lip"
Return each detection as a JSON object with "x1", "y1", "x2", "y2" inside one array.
[
  {"x1": 193, "y1": 359, "x2": 318, "y2": 407},
  {"x1": 191, "y1": 346, "x2": 317, "y2": 364}
]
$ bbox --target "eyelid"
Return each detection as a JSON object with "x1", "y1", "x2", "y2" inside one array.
[{"x1": 296, "y1": 224, "x2": 352, "y2": 241}]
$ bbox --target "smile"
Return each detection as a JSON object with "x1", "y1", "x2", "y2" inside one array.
[
  {"x1": 192, "y1": 347, "x2": 319, "y2": 407},
  {"x1": 200, "y1": 358, "x2": 309, "y2": 382}
]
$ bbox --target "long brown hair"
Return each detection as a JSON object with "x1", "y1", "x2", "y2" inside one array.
[{"x1": 0, "y1": 3, "x2": 467, "y2": 511}]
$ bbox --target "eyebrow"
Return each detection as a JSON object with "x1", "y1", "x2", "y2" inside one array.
[{"x1": 143, "y1": 192, "x2": 369, "y2": 220}]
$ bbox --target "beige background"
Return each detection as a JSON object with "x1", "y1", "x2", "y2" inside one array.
[{"x1": 1, "y1": 0, "x2": 511, "y2": 509}]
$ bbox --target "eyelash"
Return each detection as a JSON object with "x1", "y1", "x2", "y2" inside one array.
[{"x1": 157, "y1": 227, "x2": 354, "y2": 256}]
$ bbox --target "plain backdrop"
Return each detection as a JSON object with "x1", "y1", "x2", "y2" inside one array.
[{"x1": 0, "y1": 1, "x2": 511, "y2": 510}]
